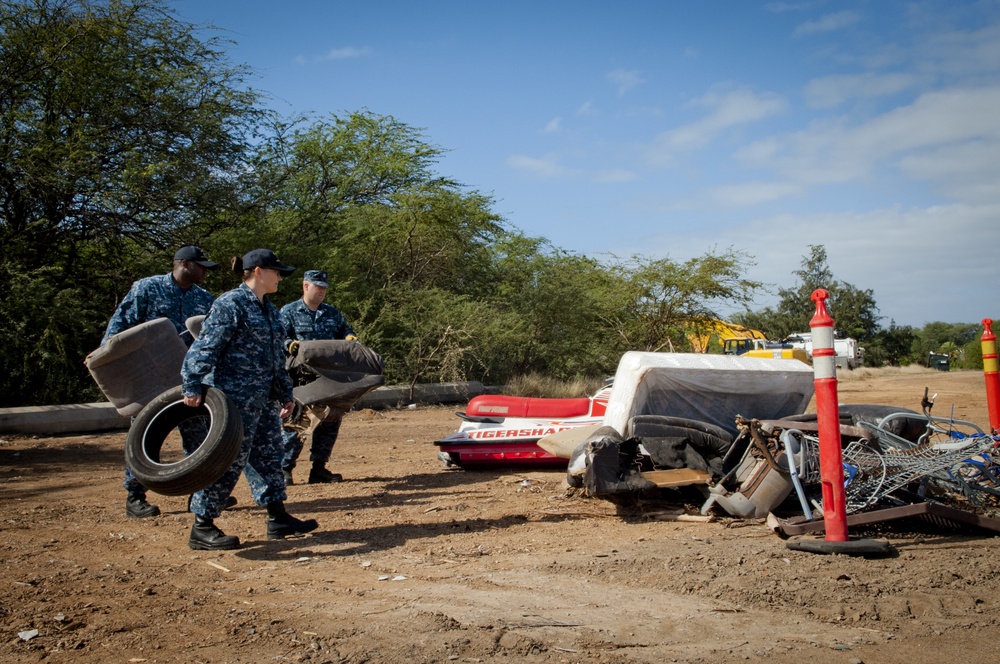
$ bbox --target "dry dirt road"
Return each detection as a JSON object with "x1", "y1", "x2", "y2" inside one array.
[{"x1": 3, "y1": 367, "x2": 1000, "y2": 664}]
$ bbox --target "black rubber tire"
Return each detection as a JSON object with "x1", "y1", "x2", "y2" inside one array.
[
  {"x1": 629, "y1": 415, "x2": 734, "y2": 457},
  {"x1": 125, "y1": 386, "x2": 244, "y2": 496}
]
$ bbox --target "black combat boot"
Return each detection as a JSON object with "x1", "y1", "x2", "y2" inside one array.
[
  {"x1": 266, "y1": 501, "x2": 319, "y2": 540},
  {"x1": 125, "y1": 493, "x2": 160, "y2": 519},
  {"x1": 188, "y1": 515, "x2": 240, "y2": 550},
  {"x1": 307, "y1": 463, "x2": 342, "y2": 484},
  {"x1": 283, "y1": 469, "x2": 294, "y2": 486}
]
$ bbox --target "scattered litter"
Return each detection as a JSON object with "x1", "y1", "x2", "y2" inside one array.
[
  {"x1": 407, "y1": 403, "x2": 417, "y2": 409},
  {"x1": 206, "y1": 561, "x2": 230, "y2": 573},
  {"x1": 391, "y1": 575, "x2": 407, "y2": 581},
  {"x1": 296, "y1": 557, "x2": 310, "y2": 563},
  {"x1": 18, "y1": 629, "x2": 38, "y2": 641},
  {"x1": 360, "y1": 561, "x2": 372, "y2": 568},
  {"x1": 378, "y1": 575, "x2": 390, "y2": 581}
]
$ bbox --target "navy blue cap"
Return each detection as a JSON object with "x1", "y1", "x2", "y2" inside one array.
[
  {"x1": 242, "y1": 249, "x2": 295, "y2": 277},
  {"x1": 303, "y1": 270, "x2": 329, "y2": 287},
  {"x1": 174, "y1": 245, "x2": 218, "y2": 268}
]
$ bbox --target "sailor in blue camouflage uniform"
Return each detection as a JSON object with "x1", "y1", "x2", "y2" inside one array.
[
  {"x1": 181, "y1": 249, "x2": 318, "y2": 550},
  {"x1": 102, "y1": 245, "x2": 218, "y2": 519},
  {"x1": 279, "y1": 269, "x2": 357, "y2": 485}
]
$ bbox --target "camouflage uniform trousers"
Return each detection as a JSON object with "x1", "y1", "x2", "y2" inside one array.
[
  {"x1": 281, "y1": 407, "x2": 343, "y2": 471},
  {"x1": 124, "y1": 417, "x2": 207, "y2": 497},
  {"x1": 189, "y1": 403, "x2": 287, "y2": 519}
]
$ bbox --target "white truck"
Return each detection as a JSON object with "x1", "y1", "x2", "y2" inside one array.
[{"x1": 781, "y1": 332, "x2": 864, "y2": 370}]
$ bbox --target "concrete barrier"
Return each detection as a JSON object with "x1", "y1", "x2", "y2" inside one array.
[
  {"x1": 0, "y1": 381, "x2": 488, "y2": 436},
  {"x1": 356, "y1": 381, "x2": 485, "y2": 410},
  {"x1": 0, "y1": 402, "x2": 131, "y2": 435}
]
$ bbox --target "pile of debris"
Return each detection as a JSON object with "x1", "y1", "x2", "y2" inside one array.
[{"x1": 570, "y1": 388, "x2": 1000, "y2": 537}]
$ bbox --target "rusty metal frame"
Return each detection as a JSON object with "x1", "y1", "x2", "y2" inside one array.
[{"x1": 774, "y1": 502, "x2": 1000, "y2": 536}]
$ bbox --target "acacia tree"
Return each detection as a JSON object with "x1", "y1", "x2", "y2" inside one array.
[
  {"x1": 236, "y1": 110, "x2": 515, "y2": 386},
  {"x1": 601, "y1": 249, "x2": 764, "y2": 352},
  {"x1": 0, "y1": 0, "x2": 262, "y2": 271},
  {"x1": 489, "y1": 235, "x2": 622, "y2": 380},
  {"x1": 0, "y1": 0, "x2": 263, "y2": 405}
]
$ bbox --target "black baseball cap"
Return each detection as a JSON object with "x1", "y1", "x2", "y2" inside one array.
[
  {"x1": 174, "y1": 245, "x2": 219, "y2": 269},
  {"x1": 242, "y1": 249, "x2": 295, "y2": 277}
]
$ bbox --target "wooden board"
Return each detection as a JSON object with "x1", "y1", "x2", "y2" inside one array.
[
  {"x1": 535, "y1": 424, "x2": 602, "y2": 459},
  {"x1": 639, "y1": 468, "x2": 712, "y2": 488}
]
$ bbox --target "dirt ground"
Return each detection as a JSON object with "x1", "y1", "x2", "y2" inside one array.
[{"x1": 3, "y1": 367, "x2": 1000, "y2": 664}]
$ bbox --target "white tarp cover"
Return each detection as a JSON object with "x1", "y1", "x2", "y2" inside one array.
[{"x1": 603, "y1": 352, "x2": 816, "y2": 437}]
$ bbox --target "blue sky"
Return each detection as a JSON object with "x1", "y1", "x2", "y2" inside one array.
[{"x1": 175, "y1": 0, "x2": 1000, "y2": 329}]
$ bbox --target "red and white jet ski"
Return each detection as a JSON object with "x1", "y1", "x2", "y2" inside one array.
[{"x1": 435, "y1": 383, "x2": 612, "y2": 469}]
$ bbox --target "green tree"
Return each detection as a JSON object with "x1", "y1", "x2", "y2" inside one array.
[
  {"x1": 1, "y1": 0, "x2": 262, "y2": 270},
  {"x1": 489, "y1": 235, "x2": 622, "y2": 380},
  {"x1": 246, "y1": 111, "x2": 457, "y2": 261},
  {"x1": 601, "y1": 249, "x2": 764, "y2": 353},
  {"x1": 0, "y1": 0, "x2": 263, "y2": 405},
  {"x1": 237, "y1": 110, "x2": 515, "y2": 386},
  {"x1": 863, "y1": 321, "x2": 918, "y2": 367},
  {"x1": 913, "y1": 321, "x2": 981, "y2": 367},
  {"x1": 744, "y1": 245, "x2": 881, "y2": 342}
]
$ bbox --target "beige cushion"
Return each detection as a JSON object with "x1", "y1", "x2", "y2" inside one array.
[{"x1": 85, "y1": 318, "x2": 187, "y2": 417}]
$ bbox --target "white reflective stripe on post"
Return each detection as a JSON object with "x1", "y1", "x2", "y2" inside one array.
[
  {"x1": 812, "y1": 352, "x2": 836, "y2": 379},
  {"x1": 810, "y1": 325, "x2": 837, "y2": 379},
  {"x1": 812, "y1": 326, "x2": 834, "y2": 349}
]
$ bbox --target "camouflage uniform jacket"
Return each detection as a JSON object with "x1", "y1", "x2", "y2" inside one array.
[
  {"x1": 280, "y1": 299, "x2": 355, "y2": 349},
  {"x1": 102, "y1": 273, "x2": 214, "y2": 347},
  {"x1": 182, "y1": 283, "x2": 293, "y2": 409}
]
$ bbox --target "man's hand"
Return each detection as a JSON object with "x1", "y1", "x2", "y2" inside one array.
[
  {"x1": 288, "y1": 340, "x2": 300, "y2": 355},
  {"x1": 183, "y1": 394, "x2": 202, "y2": 408},
  {"x1": 279, "y1": 401, "x2": 294, "y2": 419}
]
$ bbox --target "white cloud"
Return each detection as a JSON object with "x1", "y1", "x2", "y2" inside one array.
[
  {"x1": 321, "y1": 46, "x2": 370, "y2": 60},
  {"x1": 682, "y1": 47, "x2": 699, "y2": 59},
  {"x1": 737, "y1": 86, "x2": 1000, "y2": 191},
  {"x1": 576, "y1": 100, "x2": 597, "y2": 116},
  {"x1": 708, "y1": 181, "x2": 802, "y2": 206},
  {"x1": 920, "y1": 22, "x2": 1000, "y2": 78},
  {"x1": 592, "y1": 169, "x2": 638, "y2": 184},
  {"x1": 608, "y1": 68, "x2": 644, "y2": 97},
  {"x1": 295, "y1": 46, "x2": 371, "y2": 64},
  {"x1": 804, "y1": 72, "x2": 919, "y2": 108},
  {"x1": 506, "y1": 153, "x2": 571, "y2": 179},
  {"x1": 898, "y1": 139, "x2": 1000, "y2": 203},
  {"x1": 647, "y1": 86, "x2": 787, "y2": 163},
  {"x1": 739, "y1": 204, "x2": 1000, "y2": 325},
  {"x1": 634, "y1": 203, "x2": 1000, "y2": 326},
  {"x1": 793, "y1": 11, "x2": 861, "y2": 37},
  {"x1": 542, "y1": 117, "x2": 562, "y2": 134}
]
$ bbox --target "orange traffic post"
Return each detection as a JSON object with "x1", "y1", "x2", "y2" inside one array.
[
  {"x1": 809, "y1": 289, "x2": 849, "y2": 542},
  {"x1": 981, "y1": 319, "x2": 1000, "y2": 433}
]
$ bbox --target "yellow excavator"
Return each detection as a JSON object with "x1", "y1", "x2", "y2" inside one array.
[{"x1": 687, "y1": 319, "x2": 809, "y2": 364}]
